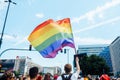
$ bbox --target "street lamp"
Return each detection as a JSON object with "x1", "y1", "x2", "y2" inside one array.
[
  {"x1": 66, "y1": 49, "x2": 69, "y2": 64},
  {"x1": 62, "y1": 49, "x2": 69, "y2": 64},
  {"x1": 0, "y1": 48, "x2": 36, "y2": 58},
  {"x1": 0, "y1": 0, "x2": 16, "y2": 49}
]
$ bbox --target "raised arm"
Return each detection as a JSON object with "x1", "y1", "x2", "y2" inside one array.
[{"x1": 76, "y1": 56, "x2": 80, "y2": 73}]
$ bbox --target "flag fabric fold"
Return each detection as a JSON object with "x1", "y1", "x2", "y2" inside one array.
[{"x1": 28, "y1": 18, "x2": 75, "y2": 58}]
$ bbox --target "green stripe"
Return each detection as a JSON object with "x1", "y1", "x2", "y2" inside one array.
[{"x1": 35, "y1": 33, "x2": 73, "y2": 51}]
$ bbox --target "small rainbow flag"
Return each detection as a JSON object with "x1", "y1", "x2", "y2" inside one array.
[{"x1": 28, "y1": 18, "x2": 75, "y2": 58}]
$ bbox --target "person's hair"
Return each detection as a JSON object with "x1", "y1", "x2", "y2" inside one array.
[
  {"x1": 29, "y1": 66, "x2": 38, "y2": 79},
  {"x1": 44, "y1": 73, "x2": 51, "y2": 80},
  {"x1": 0, "y1": 71, "x2": 15, "y2": 80},
  {"x1": 64, "y1": 64, "x2": 72, "y2": 74}
]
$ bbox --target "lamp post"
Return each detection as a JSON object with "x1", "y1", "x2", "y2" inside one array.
[
  {"x1": 0, "y1": 0, "x2": 16, "y2": 49},
  {"x1": 66, "y1": 49, "x2": 69, "y2": 64},
  {"x1": 63, "y1": 49, "x2": 69, "y2": 64},
  {"x1": 0, "y1": 48, "x2": 36, "y2": 58}
]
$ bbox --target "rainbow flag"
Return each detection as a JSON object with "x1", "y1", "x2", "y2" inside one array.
[{"x1": 28, "y1": 18, "x2": 75, "y2": 58}]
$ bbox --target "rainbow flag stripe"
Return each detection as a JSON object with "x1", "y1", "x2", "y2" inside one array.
[{"x1": 28, "y1": 18, "x2": 75, "y2": 58}]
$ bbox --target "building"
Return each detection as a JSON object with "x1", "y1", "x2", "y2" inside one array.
[
  {"x1": 77, "y1": 45, "x2": 109, "y2": 56},
  {"x1": 0, "y1": 56, "x2": 42, "y2": 76},
  {"x1": 77, "y1": 44, "x2": 113, "y2": 73},
  {"x1": 109, "y1": 36, "x2": 120, "y2": 76},
  {"x1": 99, "y1": 46, "x2": 113, "y2": 72},
  {"x1": 43, "y1": 66, "x2": 61, "y2": 75}
]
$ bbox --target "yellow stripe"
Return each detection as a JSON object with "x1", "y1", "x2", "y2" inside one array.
[
  {"x1": 30, "y1": 29, "x2": 72, "y2": 47},
  {"x1": 30, "y1": 29, "x2": 60, "y2": 47},
  {"x1": 28, "y1": 22, "x2": 71, "y2": 42},
  {"x1": 61, "y1": 23, "x2": 72, "y2": 33}
]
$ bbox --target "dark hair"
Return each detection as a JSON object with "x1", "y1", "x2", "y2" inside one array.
[
  {"x1": 0, "y1": 71, "x2": 15, "y2": 80},
  {"x1": 29, "y1": 67, "x2": 38, "y2": 79},
  {"x1": 64, "y1": 64, "x2": 72, "y2": 74},
  {"x1": 44, "y1": 73, "x2": 51, "y2": 80}
]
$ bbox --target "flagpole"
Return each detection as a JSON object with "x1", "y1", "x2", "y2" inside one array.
[
  {"x1": 69, "y1": 18, "x2": 77, "y2": 54},
  {"x1": 0, "y1": 0, "x2": 16, "y2": 49}
]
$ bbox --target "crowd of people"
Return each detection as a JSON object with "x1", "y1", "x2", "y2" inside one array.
[{"x1": 0, "y1": 56, "x2": 120, "y2": 80}]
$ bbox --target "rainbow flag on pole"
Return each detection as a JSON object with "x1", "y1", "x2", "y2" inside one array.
[{"x1": 28, "y1": 18, "x2": 75, "y2": 58}]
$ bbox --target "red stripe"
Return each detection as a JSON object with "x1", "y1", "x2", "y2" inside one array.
[
  {"x1": 56, "y1": 18, "x2": 70, "y2": 24},
  {"x1": 31, "y1": 19, "x2": 54, "y2": 34}
]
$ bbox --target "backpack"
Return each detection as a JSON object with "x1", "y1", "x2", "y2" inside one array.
[{"x1": 61, "y1": 73, "x2": 72, "y2": 80}]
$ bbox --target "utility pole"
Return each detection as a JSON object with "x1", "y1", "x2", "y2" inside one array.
[{"x1": 0, "y1": 0, "x2": 16, "y2": 49}]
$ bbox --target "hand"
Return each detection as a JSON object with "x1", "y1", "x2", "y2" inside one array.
[{"x1": 76, "y1": 56, "x2": 79, "y2": 62}]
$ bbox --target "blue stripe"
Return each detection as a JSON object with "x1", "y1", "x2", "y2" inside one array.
[{"x1": 38, "y1": 38, "x2": 74, "y2": 58}]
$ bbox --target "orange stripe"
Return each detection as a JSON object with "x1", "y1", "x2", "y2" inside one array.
[
  {"x1": 56, "y1": 18, "x2": 70, "y2": 24},
  {"x1": 56, "y1": 18, "x2": 72, "y2": 32},
  {"x1": 31, "y1": 19, "x2": 54, "y2": 34},
  {"x1": 28, "y1": 18, "x2": 72, "y2": 42}
]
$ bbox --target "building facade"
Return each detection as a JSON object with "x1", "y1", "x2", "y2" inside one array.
[
  {"x1": 99, "y1": 46, "x2": 113, "y2": 72},
  {"x1": 14, "y1": 56, "x2": 42, "y2": 75},
  {"x1": 77, "y1": 45, "x2": 109, "y2": 56},
  {"x1": 77, "y1": 44, "x2": 113, "y2": 73},
  {"x1": 43, "y1": 66, "x2": 61, "y2": 75},
  {"x1": 0, "y1": 56, "x2": 42, "y2": 76},
  {"x1": 109, "y1": 36, "x2": 120, "y2": 76}
]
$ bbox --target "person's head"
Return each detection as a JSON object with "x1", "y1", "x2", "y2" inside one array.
[
  {"x1": 0, "y1": 71, "x2": 15, "y2": 80},
  {"x1": 44, "y1": 73, "x2": 51, "y2": 80},
  {"x1": 53, "y1": 74, "x2": 58, "y2": 80},
  {"x1": 29, "y1": 67, "x2": 39, "y2": 79},
  {"x1": 64, "y1": 64, "x2": 72, "y2": 74}
]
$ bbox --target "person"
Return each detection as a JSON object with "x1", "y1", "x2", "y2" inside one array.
[
  {"x1": 0, "y1": 71, "x2": 15, "y2": 80},
  {"x1": 100, "y1": 74, "x2": 110, "y2": 80},
  {"x1": 95, "y1": 77, "x2": 99, "y2": 80},
  {"x1": 57, "y1": 56, "x2": 80, "y2": 80},
  {"x1": 53, "y1": 74, "x2": 58, "y2": 80},
  {"x1": 43, "y1": 73, "x2": 52, "y2": 80},
  {"x1": 117, "y1": 78, "x2": 120, "y2": 80},
  {"x1": 29, "y1": 66, "x2": 39, "y2": 80},
  {"x1": 87, "y1": 74, "x2": 92, "y2": 80}
]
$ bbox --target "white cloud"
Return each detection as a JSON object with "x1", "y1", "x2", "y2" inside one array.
[
  {"x1": 0, "y1": 0, "x2": 6, "y2": 11},
  {"x1": 98, "y1": 13, "x2": 104, "y2": 19},
  {"x1": 36, "y1": 13, "x2": 44, "y2": 18},
  {"x1": 74, "y1": 16, "x2": 120, "y2": 33},
  {"x1": 0, "y1": 34, "x2": 28, "y2": 46},
  {"x1": 14, "y1": 36, "x2": 28, "y2": 46},
  {"x1": 1, "y1": 34, "x2": 17, "y2": 40},
  {"x1": 74, "y1": 37, "x2": 112, "y2": 46},
  {"x1": 27, "y1": 0, "x2": 35, "y2": 5},
  {"x1": 71, "y1": 0, "x2": 120, "y2": 23}
]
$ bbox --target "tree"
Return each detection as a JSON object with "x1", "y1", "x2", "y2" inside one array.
[{"x1": 78, "y1": 54, "x2": 110, "y2": 76}]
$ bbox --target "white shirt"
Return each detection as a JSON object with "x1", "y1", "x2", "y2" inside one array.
[{"x1": 57, "y1": 70, "x2": 80, "y2": 80}]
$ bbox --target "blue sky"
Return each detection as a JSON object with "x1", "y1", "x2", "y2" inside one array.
[{"x1": 0, "y1": 0, "x2": 120, "y2": 71}]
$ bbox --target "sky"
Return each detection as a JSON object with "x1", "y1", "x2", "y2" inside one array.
[{"x1": 0, "y1": 0, "x2": 120, "y2": 72}]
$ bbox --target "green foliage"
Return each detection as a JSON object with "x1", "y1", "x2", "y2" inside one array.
[
  {"x1": 13, "y1": 70, "x2": 20, "y2": 77},
  {"x1": 78, "y1": 54, "x2": 110, "y2": 76}
]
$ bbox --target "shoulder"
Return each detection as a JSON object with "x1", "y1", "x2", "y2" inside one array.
[
  {"x1": 57, "y1": 76, "x2": 62, "y2": 80},
  {"x1": 71, "y1": 71, "x2": 80, "y2": 79}
]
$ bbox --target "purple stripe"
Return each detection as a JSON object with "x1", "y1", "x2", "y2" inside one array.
[{"x1": 39, "y1": 38, "x2": 75, "y2": 58}]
